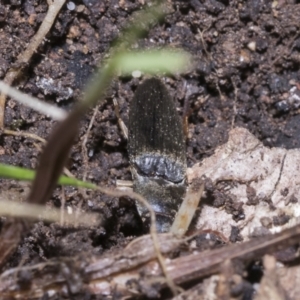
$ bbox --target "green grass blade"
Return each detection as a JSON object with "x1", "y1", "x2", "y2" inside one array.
[
  {"x1": 115, "y1": 49, "x2": 191, "y2": 75},
  {"x1": 0, "y1": 163, "x2": 97, "y2": 189}
]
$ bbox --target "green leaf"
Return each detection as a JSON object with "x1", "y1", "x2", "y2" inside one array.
[
  {"x1": 0, "y1": 163, "x2": 97, "y2": 189},
  {"x1": 115, "y1": 49, "x2": 191, "y2": 75}
]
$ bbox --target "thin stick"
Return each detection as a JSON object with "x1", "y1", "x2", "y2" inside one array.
[
  {"x1": 170, "y1": 179, "x2": 204, "y2": 237},
  {"x1": 113, "y1": 98, "x2": 128, "y2": 139},
  {"x1": 0, "y1": 82, "x2": 66, "y2": 121},
  {"x1": 77, "y1": 106, "x2": 99, "y2": 221},
  {"x1": 82, "y1": 106, "x2": 99, "y2": 182},
  {"x1": 3, "y1": 129, "x2": 47, "y2": 143},
  {"x1": 0, "y1": 199, "x2": 100, "y2": 227},
  {"x1": 0, "y1": 0, "x2": 67, "y2": 128}
]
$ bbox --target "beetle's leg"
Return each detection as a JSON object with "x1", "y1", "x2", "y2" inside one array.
[{"x1": 113, "y1": 98, "x2": 128, "y2": 140}]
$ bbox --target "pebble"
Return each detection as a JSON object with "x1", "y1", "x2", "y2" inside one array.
[
  {"x1": 67, "y1": 2, "x2": 76, "y2": 10},
  {"x1": 247, "y1": 41, "x2": 256, "y2": 52}
]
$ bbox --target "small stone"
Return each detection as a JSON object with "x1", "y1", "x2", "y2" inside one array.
[
  {"x1": 275, "y1": 101, "x2": 289, "y2": 113},
  {"x1": 256, "y1": 38, "x2": 268, "y2": 52},
  {"x1": 240, "y1": 50, "x2": 250, "y2": 63},
  {"x1": 67, "y1": 2, "x2": 76, "y2": 10},
  {"x1": 28, "y1": 14, "x2": 36, "y2": 25},
  {"x1": 260, "y1": 217, "x2": 272, "y2": 228},
  {"x1": 68, "y1": 26, "x2": 80, "y2": 39},
  {"x1": 88, "y1": 149, "x2": 94, "y2": 157},
  {"x1": 272, "y1": 1, "x2": 278, "y2": 9},
  {"x1": 247, "y1": 41, "x2": 256, "y2": 52},
  {"x1": 77, "y1": 5, "x2": 85, "y2": 12}
]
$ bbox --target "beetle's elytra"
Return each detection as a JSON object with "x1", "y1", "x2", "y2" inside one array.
[{"x1": 128, "y1": 78, "x2": 187, "y2": 232}]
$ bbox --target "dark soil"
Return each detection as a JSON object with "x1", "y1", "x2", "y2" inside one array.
[{"x1": 1, "y1": 0, "x2": 300, "y2": 299}]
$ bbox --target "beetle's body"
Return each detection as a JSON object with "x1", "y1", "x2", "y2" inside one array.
[{"x1": 128, "y1": 78, "x2": 187, "y2": 232}]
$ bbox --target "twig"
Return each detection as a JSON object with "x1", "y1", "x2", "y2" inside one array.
[
  {"x1": 77, "y1": 106, "x2": 99, "y2": 223},
  {"x1": 0, "y1": 81, "x2": 67, "y2": 121},
  {"x1": 3, "y1": 129, "x2": 47, "y2": 143},
  {"x1": 113, "y1": 98, "x2": 128, "y2": 139},
  {"x1": 0, "y1": 0, "x2": 67, "y2": 128},
  {"x1": 197, "y1": 28, "x2": 211, "y2": 60},
  {"x1": 0, "y1": 233, "x2": 183, "y2": 298},
  {"x1": 0, "y1": 199, "x2": 100, "y2": 227},
  {"x1": 170, "y1": 178, "x2": 204, "y2": 237},
  {"x1": 81, "y1": 106, "x2": 99, "y2": 182},
  {"x1": 2, "y1": 221, "x2": 300, "y2": 298}
]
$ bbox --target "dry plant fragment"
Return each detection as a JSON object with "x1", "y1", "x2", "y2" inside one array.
[
  {"x1": 0, "y1": 0, "x2": 66, "y2": 128},
  {"x1": 0, "y1": 81, "x2": 67, "y2": 121},
  {"x1": 0, "y1": 233, "x2": 184, "y2": 299},
  {"x1": 3, "y1": 129, "x2": 47, "y2": 143},
  {"x1": 0, "y1": 199, "x2": 100, "y2": 227},
  {"x1": 2, "y1": 221, "x2": 300, "y2": 298},
  {"x1": 255, "y1": 255, "x2": 287, "y2": 300},
  {"x1": 81, "y1": 106, "x2": 99, "y2": 183},
  {"x1": 187, "y1": 127, "x2": 300, "y2": 241},
  {"x1": 113, "y1": 98, "x2": 128, "y2": 139},
  {"x1": 171, "y1": 178, "x2": 204, "y2": 237}
]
